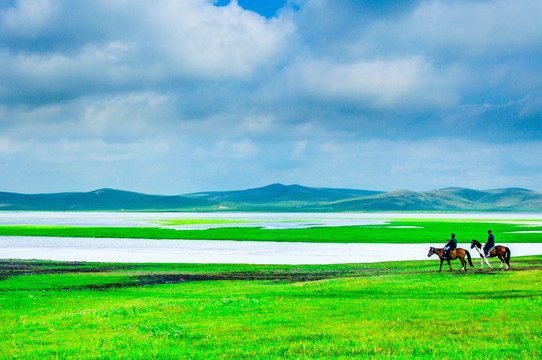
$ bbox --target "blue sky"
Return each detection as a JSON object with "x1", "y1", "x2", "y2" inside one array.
[{"x1": 0, "y1": 0, "x2": 541, "y2": 194}]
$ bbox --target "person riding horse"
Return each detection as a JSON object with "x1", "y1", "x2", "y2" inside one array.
[
  {"x1": 443, "y1": 233, "x2": 457, "y2": 260},
  {"x1": 427, "y1": 245, "x2": 473, "y2": 272},
  {"x1": 484, "y1": 230, "x2": 495, "y2": 257}
]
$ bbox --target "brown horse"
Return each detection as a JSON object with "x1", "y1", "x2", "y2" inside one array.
[
  {"x1": 427, "y1": 247, "x2": 474, "y2": 272},
  {"x1": 470, "y1": 239, "x2": 511, "y2": 270}
]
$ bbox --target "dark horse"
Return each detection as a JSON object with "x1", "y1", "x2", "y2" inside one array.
[
  {"x1": 470, "y1": 239, "x2": 511, "y2": 270},
  {"x1": 427, "y1": 247, "x2": 474, "y2": 272}
]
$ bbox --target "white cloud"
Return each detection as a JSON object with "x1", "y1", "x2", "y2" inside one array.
[
  {"x1": 0, "y1": 0, "x2": 541, "y2": 194},
  {"x1": 0, "y1": 43, "x2": 141, "y2": 103},
  {"x1": 284, "y1": 0, "x2": 542, "y2": 113},
  {"x1": 0, "y1": 0, "x2": 294, "y2": 103},
  {"x1": 80, "y1": 92, "x2": 174, "y2": 138},
  {"x1": 287, "y1": 56, "x2": 461, "y2": 109},
  {"x1": 401, "y1": 0, "x2": 542, "y2": 57},
  {"x1": 0, "y1": 0, "x2": 56, "y2": 36},
  {"x1": 1, "y1": 92, "x2": 176, "y2": 142},
  {"x1": 0, "y1": 136, "x2": 24, "y2": 155},
  {"x1": 145, "y1": 0, "x2": 294, "y2": 79},
  {"x1": 292, "y1": 140, "x2": 307, "y2": 156},
  {"x1": 2, "y1": 136, "x2": 170, "y2": 165},
  {"x1": 287, "y1": 138, "x2": 542, "y2": 191},
  {"x1": 240, "y1": 114, "x2": 275, "y2": 135},
  {"x1": 213, "y1": 139, "x2": 259, "y2": 159}
]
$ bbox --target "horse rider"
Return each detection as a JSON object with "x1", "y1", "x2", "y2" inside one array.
[
  {"x1": 483, "y1": 230, "x2": 495, "y2": 257},
  {"x1": 444, "y1": 233, "x2": 457, "y2": 260}
]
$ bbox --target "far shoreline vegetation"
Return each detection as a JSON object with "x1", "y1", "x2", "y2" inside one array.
[{"x1": 1, "y1": 219, "x2": 542, "y2": 243}]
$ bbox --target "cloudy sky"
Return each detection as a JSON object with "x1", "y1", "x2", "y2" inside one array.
[{"x1": 1, "y1": 0, "x2": 541, "y2": 194}]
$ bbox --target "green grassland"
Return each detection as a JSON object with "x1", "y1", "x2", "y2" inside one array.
[
  {"x1": 1, "y1": 219, "x2": 542, "y2": 243},
  {"x1": 1, "y1": 258, "x2": 540, "y2": 359},
  {"x1": 1, "y1": 217, "x2": 540, "y2": 359}
]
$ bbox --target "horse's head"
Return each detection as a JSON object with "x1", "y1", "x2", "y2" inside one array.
[
  {"x1": 470, "y1": 239, "x2": 480, "y2": 249},
  {"x1": 427, "y1": 247, "x2": 435, "y2": 257}
]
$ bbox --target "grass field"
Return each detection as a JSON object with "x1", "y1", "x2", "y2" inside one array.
[
  {"x1": 1, "y1": 218, "x2": 542, "y2": 243},
  {"x1": 1, "y1": 216, "x2": 541, "y2": 359},
  {"x1": 0, "y1": 257, "x2": 541, "y2": 359}
]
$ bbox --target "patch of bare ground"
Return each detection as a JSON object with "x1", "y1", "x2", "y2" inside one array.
[{"x1": 0, "y1": 260, "x2": 133, "y2": 277}]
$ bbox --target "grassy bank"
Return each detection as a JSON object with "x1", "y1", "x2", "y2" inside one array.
[
  {"x1": 1, "y1": 257, "x2": 541, "y2": 359},
  {"x1": 1, "y1": 219, "x2": 542, "y2": 243}
]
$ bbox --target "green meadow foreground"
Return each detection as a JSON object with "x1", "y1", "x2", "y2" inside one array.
[
  {"x1": 0, "y1": 258, "x2": 540, "y2": 359},
  {"x1": 1, "y1": 216, "x2": 541, "y2": 358}
]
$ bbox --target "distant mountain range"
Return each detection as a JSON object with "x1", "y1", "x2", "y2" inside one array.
[{"x1": 1, "y1": 184, "x2": 542, "y2": 211}]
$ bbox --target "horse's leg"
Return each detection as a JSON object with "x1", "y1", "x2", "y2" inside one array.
[
  {"x1": 480, "y1": 248, "x2": 493, "y2": 269},
  {"x1": 439, "y1": 259, "x2": 443, "y2": 273},
  {"x1": 460, "y1": 257, "x2": 466, "y2": 271},
  {"x1": 475, "y1": 247, "x2": 484, "y2": 270},
  {"x1": 447, "y1": 259, "x2": 452, "y2": 272},
  {"x1": 484, "y1": 256, "x2": 493, "y2": 269},
  {"x1": 498, "y1": 255, "x2": 504, "y2": 270}
]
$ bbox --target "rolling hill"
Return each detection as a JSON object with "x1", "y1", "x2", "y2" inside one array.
[
  {"x1": 321, "y1": 187, "x2": 542, "y2": 211},
  {"x1": 0, "y1": 188, "x2": 216, "y2": 211},
  {"x1": 0, "y1": 184, "x2": 541, "y2": 211},
  {"x1": 185, "y1": 183, "x2": 383, "y2": 204}
]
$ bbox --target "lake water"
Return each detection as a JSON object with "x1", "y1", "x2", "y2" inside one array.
[
  {"x1": 1, "y1": 212, "x2": 541, "y2": 264},
  {"x1": 1, "y1": 236, "x2": 541, "y2": 264}
]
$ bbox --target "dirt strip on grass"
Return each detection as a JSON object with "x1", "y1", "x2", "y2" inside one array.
[{"x1": 1, "y1": 260, "x2": 540, "y2": 292}]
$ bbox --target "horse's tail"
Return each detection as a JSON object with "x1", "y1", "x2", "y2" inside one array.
[
  {"x1": 505, "y1": 247, "x2": 511, "y2": 266},
  {"x1": 465, "y1": 250, "x2": 474, "y2": 267}
]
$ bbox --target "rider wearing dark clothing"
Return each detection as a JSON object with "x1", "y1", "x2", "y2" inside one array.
[
  {"x1": 444, "y1": 234, "x2": 457, "y2": 259},
  {"x1": 483, "y1": 230, "x2": 495, "y2": 257}
]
